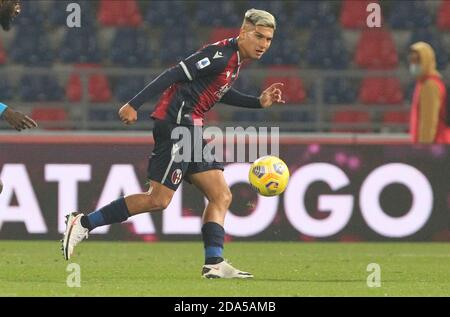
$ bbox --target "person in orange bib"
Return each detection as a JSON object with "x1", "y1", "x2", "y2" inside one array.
[{"x1": 409, "y1": 41, "x2": 449, "y2": 144}]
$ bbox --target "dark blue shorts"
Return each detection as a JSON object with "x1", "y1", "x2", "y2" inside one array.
[{"x1": 147, "y1": 120, "x2": 224, "y2": 191}]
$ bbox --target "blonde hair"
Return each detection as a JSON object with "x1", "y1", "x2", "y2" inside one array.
[{"x1": 242, "y1": 8, "x2": 276, "y2": 30}]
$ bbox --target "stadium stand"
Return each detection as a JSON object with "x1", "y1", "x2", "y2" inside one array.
[
  {"x1": 0, "y1": 0, "x2": 449, "y2": 132},
  {"x1": 0, "y1": 39, "x2": 6, "y2": 65},
  {"x1": 60, "y1": 28, "x2": 102, "y2": 64},
  {"x1": 97, "y1": 0, "x2": 143, "y2": 27},
  {"x1": 263, "y1": 67, "x2": 307, "y2": 104},
  {"x1": 332, "y1": 110, "x2": 372, "y2": 132},
  {"x1": 358, "y1": 77, "x2": 404, "y2": 105},
  {"x1": 305, "y1": 28, "x2": 349, "y2": 69},
  {"x1": 340, "y1": 0, "x2": 382, "y2": 29},
  {"x1": 354, "y1": 29, "x2": 398, "y2": 69},
  {"x1": 437, "y1": 0, "x2": 450, "y2": 30}
]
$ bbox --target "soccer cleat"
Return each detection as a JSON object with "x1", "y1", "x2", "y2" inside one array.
[
  {"x1": 201, "y1": 260, "x2": 253, "y2": 279},
  {"x1": 61, "y1": 212, "x2": 89, "y2": 260}
]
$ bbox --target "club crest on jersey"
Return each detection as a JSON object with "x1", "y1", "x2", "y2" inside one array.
[
  {"x1": 171, "y1": 169, "x2": 183, "y2": 185},
  {"x1": 196, "y1": 57, "x2": 211, "y2": 70}
]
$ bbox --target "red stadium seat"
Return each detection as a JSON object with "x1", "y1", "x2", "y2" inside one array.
[
  {"x1": 208, "y1": 27, "x2": 241, "y2": 43},
  {"x1": 263, "y1": 68, "x2": 306, "y2": 104},
  {"x1": 204, "y1": 109, "x2": 220, "y2": 124},
  {"x1": 88, "y1": 73, "x2": 112, "y2": 103},
  {"x1": 0, "y1": 39, "x2": 6, "y2": 65},
  {"x1": 332, "y1": 110, "x2": 371, "y2": 132},
  {"x1": 66, "y1": 64, "x2": 112, "y2": 103},
  {"x1": 359, "y1": 77, "x2": 404, "y2": 104},
  {"x1": 383, "y1": 111, "x2": 410, "y2": 124},
  {"x1": 354, "y1": 29, "x2": 398, "y2": 69},
  {"x1": 437, "y1": 0, "x2": 450, "y2": 30},
  {"x1": 66, "y1": 74, "x2": 82, "y2": 102},
  {"x1": 340, "y1": 0, "x2": 382, "y2": 29},
  {"x1": 31, "y1": 107, "x2": 69, "y2": 130},
  {"x1": 98, "y1": 0, "x2": 142, "y2": 27}
]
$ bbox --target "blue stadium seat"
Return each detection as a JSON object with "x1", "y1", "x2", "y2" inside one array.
[
  {"x1": 407, "y1": 28, "x2": 448, "y2": 69},
  {"x1": 292, "y1": 1, "x2": 337, "y2": 27},
  {"x1": 9, "y1": 27, "x2": 53, "y2": 65},
  {"x1": 388, "y1": 1, "x2": 432, "y2": 29},
  {"x1": 159, "y1": 28, "x2": 197, "y2": 64},
  {"x1": 231, "y1": 111, "x2": 268, "y2": 122},
  {"x1": 110, "y1": 28, "x2": 152, "y2": 66},
  {"x1": 145, "y1": 1, "x2": 189, "y2": 27},
  {"x1": 305, "y1": 28, "x2": 349, "y2": 69},
  {"x1": 324, "y1": 78, "x2": 358, "y2": 104},
  {"x1": 246, "y1": 0, "x2": 289, "y2": 25},
  {"x1": 279, "y1": 110, "x2": 312, "y2": 123},
  {"x1": 195, "y1": 1, "x2": 240, "y2": 27},
  {"x1": 232, "y1": 74, "x2": 260, "y2": 94},
  {"x1": 89, "y1": 109, "x2": 117, "y2": 122},
  {"x1": 0, "y1": 76, "x2": 13, "y2": 101},
  {"x1": 259, "y1": 29, "x2": 300, "y2": 66},
  {"x1": 114, "y1": 76, "x2": 146, "y2": 103},
  {"x1": 20, "y1": 75, "x2": 64, "y2": 102},
  {"x1": 60, "y1": 28, "x2": 101, "y2": 63},
  {"x1": 49, "y1": 0, "x2": 95, "y2": 27},
  {"x1": 14, "y1": 0, "x2": 45, "y2": 27}
]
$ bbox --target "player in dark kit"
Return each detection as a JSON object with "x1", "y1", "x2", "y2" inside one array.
[
  {"x1": 62, "y1": 9, "x2": 284, "y2": 278},
  {"x1": 0, "y1": 0, "x2": 37, "y2": 131}
]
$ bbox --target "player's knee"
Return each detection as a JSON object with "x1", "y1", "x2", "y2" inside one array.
[
  {"x1": 153, "y1": 196, "x2": 172, "y2": 210},
  {"x1": 142, "y1": 194, "x2": 172, "y2": 211},
  {"x1": 218, "y1": 189, "x2": 232, "y2": 209}
]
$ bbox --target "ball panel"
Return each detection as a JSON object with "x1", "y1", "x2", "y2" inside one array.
[{"x1": 248, "y1": 156, "x2": 289, "y2": 197}]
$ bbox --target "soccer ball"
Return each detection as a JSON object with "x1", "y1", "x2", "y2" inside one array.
[{"x1": 248, "y1": 156, "x2": 290, "y2": 196}]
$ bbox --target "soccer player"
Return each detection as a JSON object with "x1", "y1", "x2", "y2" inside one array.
[
  {"x1": 62, "y1": 9, "x2": 284, "y2": 278},
  {"x1": 0, "y1": 0, "x2": 38, "y2": 131}
]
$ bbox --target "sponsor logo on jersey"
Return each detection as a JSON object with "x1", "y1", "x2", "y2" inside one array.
[
  {"x1": 195, "y1": 57, "x2": 211, "y2": 70},
  {"x1": 213, "y1": 51, "x2": 224, "y2": 59}
]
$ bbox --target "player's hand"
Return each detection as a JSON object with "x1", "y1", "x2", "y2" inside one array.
[
  {"x1": 259, "y1": 83, "x2": 285, "y2": 108},
  {"x1": 2, "y1": 108, "x2": 38, "y2": 131},
  {"x1": 118, "y1": 103, "x2": 138, "y2": 125}
]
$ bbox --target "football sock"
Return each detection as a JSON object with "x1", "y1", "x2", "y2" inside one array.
[
  {"x1": 202, "y1": 222, "x2": 225, "y2": 264},
  {"x1": 82, "y1": 197, "x2": 130, "y2": 231}
]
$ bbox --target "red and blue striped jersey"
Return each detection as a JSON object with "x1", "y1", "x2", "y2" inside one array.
[{"x1": 151, "y1": 37, "x2": 242, "y2": 126}]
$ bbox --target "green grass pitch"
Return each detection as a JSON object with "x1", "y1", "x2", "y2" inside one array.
[{"x1": 0, "y1": 241, "x2": 448, "y2": 296}]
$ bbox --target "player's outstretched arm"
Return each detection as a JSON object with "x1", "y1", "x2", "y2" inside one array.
[
  {"x1": 259, "y1": 82, "x2": 285, "y2": 108},
  {"x1": 220, "y1": 88, "x2": 263, "y2": 108},
  {"x1": 118, "y1": 65, "x2": 188, "y2": 125},
  {"x1": 1, "y1": 107, "x2": 38, "y2": 131}
]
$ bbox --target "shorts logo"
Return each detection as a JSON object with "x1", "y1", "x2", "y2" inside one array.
[
  {"x1": 171, "y1": 169, "x2": 183, "y2": 185},
  {"x1": 195, "y1": 57, "x2": 211, "y2": 70}
]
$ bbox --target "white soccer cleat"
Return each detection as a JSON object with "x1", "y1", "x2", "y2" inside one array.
[
  {"x1": 61, "y1": 212, "x2": 89, "y2": 260},
  {"x1": 201, "y1": 260, "x2": 253, "y2": 279}
]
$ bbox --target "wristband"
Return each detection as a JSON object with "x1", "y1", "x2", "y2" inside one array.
[{"x1": 0, "y1": 103, "x2": 8, "y2": 117}]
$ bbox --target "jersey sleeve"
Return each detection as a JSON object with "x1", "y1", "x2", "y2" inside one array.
[
  {"x1": 127, "y1": 65, "x2": 187, "y2": 110},
  {"x1": 220, "y1": 88, "x2": 262, "y2": 108},
  {"x1": 178, "y1": 45, "x2": 228, "y2": 81}
]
